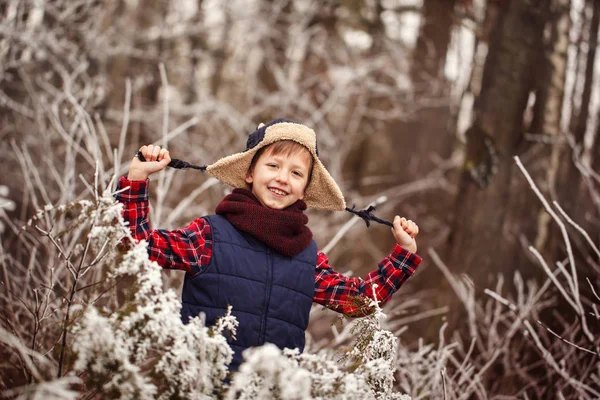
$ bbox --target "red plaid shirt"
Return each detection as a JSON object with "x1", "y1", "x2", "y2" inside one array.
[{"x1": 115, "y1": 177, "x2": 421, "y2": 316}]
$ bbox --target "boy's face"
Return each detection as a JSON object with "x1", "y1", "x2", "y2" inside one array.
[{"x1": 245, "y1": 146, "x2": 312, "y2": 210}]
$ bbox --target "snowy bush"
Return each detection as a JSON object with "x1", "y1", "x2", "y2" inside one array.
[
  {"x1": 68, "y1": 188, "x2": 236, "y2": 399},
  {"x1": 3, "y1": 184, "x2": 411, "y2": 399},
  {"x1": 227, "y1": 288, "x2": 410, "y2": 400}
]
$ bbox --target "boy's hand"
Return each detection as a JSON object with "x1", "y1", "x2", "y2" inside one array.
[
  {"x1": 127, "y1": 144, "x2": 171, "y2": 180},
  {"x1": 392, "y1": 216, "x2": 419, "y2": 253}
]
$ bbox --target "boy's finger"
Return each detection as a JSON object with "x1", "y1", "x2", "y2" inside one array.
[
  {"x1": 393, "y1": 216, "x2": 401, "y2": 231},
  {"x1": 142, "y1": 145, "x2": 154, "y2": 159},
  {"x1": 151, "y1": 145, "x2": 161, "y2": 161},
  {"x1": 145, "y1": 144, "x2": 155, "y2": 160},
  {"x1": 159, "y1": 151, "x2": 171, "y2": 165},
  {"x1": 408, "y1": 222, "x2": 419, "y2": 237},
  {"x1": 158, "y1": 148, "x2": 169, "y2": 160}
]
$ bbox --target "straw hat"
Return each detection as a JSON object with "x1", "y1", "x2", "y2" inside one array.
[{"x1": 206, "y1": 118, "x2": 346, "y2": 211}]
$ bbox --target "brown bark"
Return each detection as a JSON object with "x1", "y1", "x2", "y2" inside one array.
[
  {"x1": 380, "y1": 0, "x2": 457, "y2": 197},
  {"x1": 573, "y1": 0, "x2": 599, "y2": 145},
  {"x1": 557, "y1": 0, "x2": 599, "y2": 222},
  {"x1": 210, "y1": 4, "x2": 232, "y2": 98},
  {"x1": 394, "y1": 0, "x2": 457, "y2": 176},
  {"x1": 346, "y1": 0, "x2": 457, "y2": 195},
  {"x1": 338, "y1": 0, "x2": 458, "y2": 281},
  {"x1": 412, "y1": 0, "x2": 458, "y2": 87},
  {"x1": 340, "y1": 1, "x2": 459, "y2": 343},
  {"x1": 447, "y1": 0, "x2": 547, "y2": 284},
  {"x1": 593, "y1": 106, "x2": 600, "y2": 174},
  {"x1": 529, "y1": 0, "x2": 571, "y2": 251}
]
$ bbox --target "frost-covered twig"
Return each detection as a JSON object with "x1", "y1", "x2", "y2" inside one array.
[{"x1": 514, "y1": 156, "x2": 593, "y2": 342}]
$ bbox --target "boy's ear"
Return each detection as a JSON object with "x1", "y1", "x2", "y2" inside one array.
[{"x1": 245, "y1": 170, "x2": 253, "y2": 184}]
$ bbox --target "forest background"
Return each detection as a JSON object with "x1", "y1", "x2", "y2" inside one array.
[{"x1": 1, "y1": 0, "x2": 600, "y2": 398}]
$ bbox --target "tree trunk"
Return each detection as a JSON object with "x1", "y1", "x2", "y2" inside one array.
[
  {"x1": 593, "y1": 106, "x2": 600, "y2": 174},
  {"x1": 393, "y1": 0, "x2": 458, "y2": 179},
  {"x1": 343, "y1": 0, "x2": 457, "y2": 267},
  {"x1": 529, "y1": 0, "x2": 571, "y2": 251},
  {"x1": 571, "y1": 0, "x2": 600, "y2": 270},
  {"x1": 446, "y1": 0, "x2": 547, "y2": 284},
  {"x1": 378, "y1": 0, "x2": 458, "y2": 227},
  {"x1": 412, "y1": 0, "x2": 458, "y2": 86},
  {"x1": 557, "y1": 0, "x2": 599, "y2": 221}
]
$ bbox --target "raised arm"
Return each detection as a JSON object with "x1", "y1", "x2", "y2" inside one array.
[
  {"x1": 313, "y1": 245, "x2": 421, "y2": 317},
  {"x1": 114, "y1": 175, "x2": 212, "y2": 275}
]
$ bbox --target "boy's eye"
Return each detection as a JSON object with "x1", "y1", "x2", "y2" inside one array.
[
  {"x1": 292, "y1": 171, "x2": 303, "y2": 177},
  {"x1": 267, "y1": 163, "x2": 278, "y2": 168}
]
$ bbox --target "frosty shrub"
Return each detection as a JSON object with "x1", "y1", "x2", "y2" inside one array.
[
  {"x1": 227, "y1": 288, "x2": 411, "y2": 400},
  {"x1": 3, "y1": 181, "x2": 412, "y2": 399},
  {"x1": 68, "y1": 187, "x2": 236, "y2": 399}
]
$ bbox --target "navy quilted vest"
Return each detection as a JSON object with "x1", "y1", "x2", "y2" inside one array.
[{"x1": 180, "y1": 215, "x2": 317, "y2": 370}]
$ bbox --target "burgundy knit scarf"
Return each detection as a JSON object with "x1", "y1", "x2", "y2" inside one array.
[{"x1": 215, "y1": 189, "x2": 313, "y2": 257}]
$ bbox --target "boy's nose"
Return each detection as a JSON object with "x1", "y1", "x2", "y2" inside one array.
[{"x1": 276, "y1": 171, "x2": 289, "y2": 183}]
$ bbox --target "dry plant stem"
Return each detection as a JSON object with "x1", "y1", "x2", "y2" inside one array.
[
  {"x1": 156, "y1": 63, "x2": 171, "y2": 226},
  {"x1": 95, "y1": 113, "x2": 114, "y2": 170},
  {"x1": 488, "y1": 288, "x2": 599, "y2": 398},
  {"x1": 116, "y1": 79, "x2": 132, "y2": 173},
  {"x1": 46, "y1": 102, "x2": 95, "y2": 169},
  {"x1": 535, "y1": 320, "x2": 597, "y2": 355},
  {"x1": 451, "y1": 338, "x2": 476, "y2": 383},
  {"x1": 441, "y1": 368, "x2": 447, "y2": 400},
  {"x1": 78, "y1": 174, "x2": 96, "y2": 198},
  {"x1": 387, "y1": 306, "x2": 449, "y2": 329},
  {"x1": 94, "y1": 161, "x2": 99, "y2": 201},
  {"x1": 34, "y1": 222, "x2": 95, "y2": 378},
  {"x1": 11, "y1": 142, "x2": 46, "y2": 220},
  {"x1": 514, "y1": 156, "x2": 593, "y2": 343},
  {"x1": 164, "y1": 177, "x2": 219, "y2": 226},
  {"x1": 429, "y1": 250, "x2": 485, "y2": 398},
  {"x1": 522, "y1": 319, "x2": 600, "y2": 398},
  {"x1": 552, "y1": 200, "x2": 600, "y2": 260},
  {"x1": 586, "y1": 278, "x2": 600, "y2": 301},
  {"x1": 33, "y1": 226, "x2": 76, "y2": 278},
  {"x1": 527, "y1": 246, "x2": 579, "y2": 313},
  {"x1": 428, "y1": 248, "x2": 485, "y2": 354},
  {"x1": 0, "y1": 327, "x2": 48, "y2": 382},
  {"x1": 433, "y1": 246, "x2": 556, "y2": 398}
]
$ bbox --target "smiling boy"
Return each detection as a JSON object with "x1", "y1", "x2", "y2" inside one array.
[
  {"x1": 115, "y1": 118, "x2": 421, "y2": 371},
  {"x1": 245, "y1": 140, "x2": 313, "y2": 209}
]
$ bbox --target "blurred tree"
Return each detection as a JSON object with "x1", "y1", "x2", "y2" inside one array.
[
  {"x1": 556, "y1": 0, "x2": 599, "y2": 227},
  {"x1": 395, "y1": 0, "x2": 457, "y2": 233},
  {"x1": 529, "y1": 0, "x2": 572, "y2": 251},
  {"x1": 377, "y1": 0, "x2": 458, "y2": 193},
  {"x1": 412, "y1": 0, "x2": 458, "y2": 85},
  {"x1": 446, "y1": 0, "x2": 548, "y2": 284},
  {"x1": 347, "y1": 0, "x2": 458, "y2": 256},
  {"x1": 594, "y1": 107, "x2": 600, "y2": 174}
]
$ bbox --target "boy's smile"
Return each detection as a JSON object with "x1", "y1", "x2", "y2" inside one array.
[{"x1": 245, "y1": 147, "x2": 312, "y2": 210}]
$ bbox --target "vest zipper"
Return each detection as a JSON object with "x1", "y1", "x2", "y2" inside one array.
[{"x1": 259, "y1": 248, "x2": 273, "y2": 345}]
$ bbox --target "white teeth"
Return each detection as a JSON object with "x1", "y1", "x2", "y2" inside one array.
[{"x1": 269, "y1": 188, "x2": 287, "y2": 196}]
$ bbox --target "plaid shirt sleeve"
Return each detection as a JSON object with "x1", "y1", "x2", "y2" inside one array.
[
  {"x1": 313, "y1": 244, "x2": 421, "y2": 317},
  {"x1": 114, "y1": 176, "x2": 212, "y2": 275}
]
